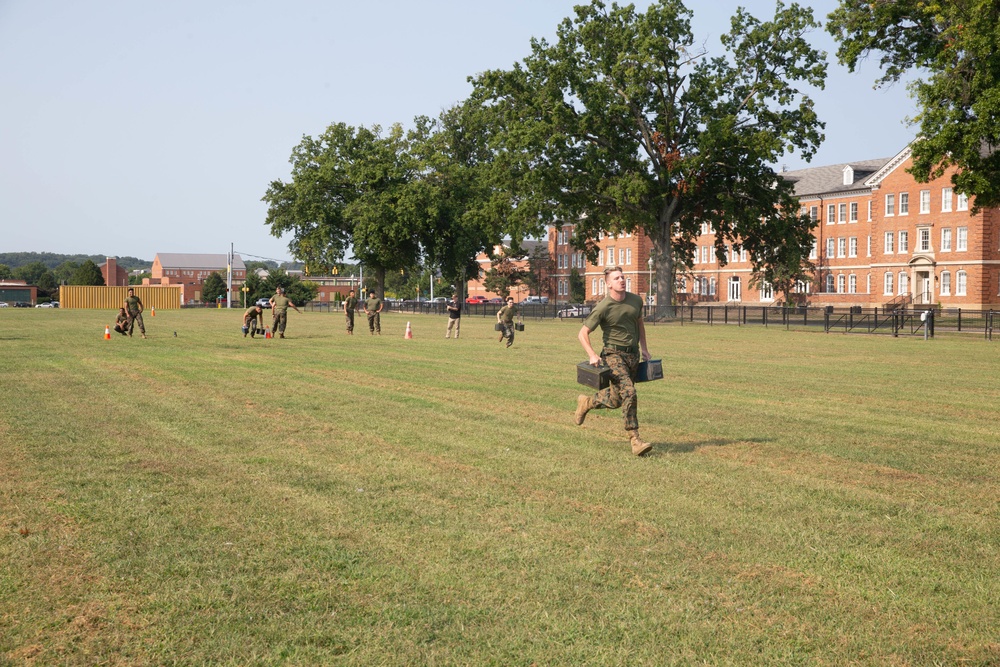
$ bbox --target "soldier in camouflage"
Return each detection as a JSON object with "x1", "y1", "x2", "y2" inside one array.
[
  {"x1": 268, "y1": 287, "x2": 301, "y2": 339},
  {"x1": 575, "y1": 266, "x2": 653, "y2": 456},
  {"x1": 124, "y1": 288, "x2": 146, "y2": 339}
]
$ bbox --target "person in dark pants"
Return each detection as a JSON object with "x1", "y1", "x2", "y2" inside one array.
[
  {"x1": 445, "y1": 296, "x2": 461, "y2": 338},
  {"x1": 344, "y1": 289, "x2": 359, "y2": 335},
  {"x1": 575, "y1": 266, "x2": 653, "y2": 456},
  {"x1": 268, "y1": 287, "x2": 300, "y2": 339},
  {"x1": 243, "y1": 304, "x2": 264, "y2": 337},
  {"x1": 364, "y1": 291, "x2": 383, "y2": 335},
  {"x1": 496, "y1": 296, "x2": 517, "y2": 348},
  {"x1": 124, "y1": 287, "x2": 146, "y2": 339}
]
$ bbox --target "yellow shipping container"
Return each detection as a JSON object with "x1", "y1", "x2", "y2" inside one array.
[{"x1": 59, "y1": 285, "x2": 183, "y2": 310}]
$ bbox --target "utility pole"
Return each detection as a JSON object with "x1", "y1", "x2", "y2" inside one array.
[{"x1": 226, "y1": 242, "x2": 233, "y2": 308}]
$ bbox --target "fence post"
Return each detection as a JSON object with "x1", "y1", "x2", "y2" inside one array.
[
  {"x1": 763, "y1": 307, "x2": 768, "y2": 327},
  {"x1": 824, "y1": 309, "x2": 829, "y2": 332},
  {"x1": 957, "y1": 308, "x2": 962, "y2": 331}
]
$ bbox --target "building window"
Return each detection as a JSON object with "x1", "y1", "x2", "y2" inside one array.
[
  {"x1": 899, "y1": 271, "x2": 909, "y2": 295},
  {"x1": 884, "y1": 232, "x2": 894, "y2": 254},
  {"x1": 837, "y1": 237, "x2": 846, "y2": 258},
  {"x1": 825, "y1": 275, "x2": 835, "y2": 293},
  {"x1": 837, "y1": 275, "x2": 845, "y2": 293},
  {"x1": 827, "y1": 204, "x2": 835, "y2": 224},
  {"x1": 920, "y1": 190, "x2": 930, "y2": 213},
  {"x1": 885, "y1": 193, "x2": 895, "y2": 216},
  {"x1": 848, "y1": 237, "x2": 858, "y2": 257},
  {"x1": 592, "y1": 278, "x2": 597, "y2": 295},
  {"x1": 709, "y1": 278, "x2": 716, "y2": 296},
  {"x1": 809, "y1": 241, "x2": 817, "y2": 260},
  {"x1": 760, "y1": 282, "x2": 774, "y2": 301},
  {"x1": 850, "y1": 202, "x2": 858, "y2": 223},
  {"x1": 848, "y1": 274, "x2": 857, "y2": 294},
  {"x1": 626, "y1": 248, "x2": 632, "y2": 265},
  {"x1": 898, "y1": 230, "x2": 909, "y2": 254},
  {"x1": 826, "y1": 238, "x2": 835, "y2": 258},
  {"x1": 728, "y1": 277, "x2": 741, "y2": 301},
  {"x1": 626, "y1": 278, "x2": 632, "y2": 292},
  {"x1": 942, "y1": 188, "x2": 952, "y2": 212},
  {"x1": 740, "y1": 248, "x2": 747, "y2": 263},
  {"x1": 867, "y1": 236, "x2": 871, "y2": 257},
  {"x1": 809, "y1": 206, "x2": 818, "y2": 222},
  {"x1": 867, "y1": 200, "x2": 873, "y2": 222},
  {"x1": 899, "y1": 192, "x2": 909, "y2": 215},
  {"x1": 957, "y1": 227, "x2": 968, "y2": 251},
  {"x1": 918, "y1": 228, "x2": 931, "y2": 252},
  {"x1": 607, "y1": 247, "x2": 615, "y2": 264},
  {"x1": 957, "y1": 192, "x2": 968, "y2": 211},
  {"x1": 956, "y1": 270, "x2": 967, "y2": 295},
  {"x1": 838, "y1": 203, "x2": 847, "y2": 224},
  {"x1": 884, "y1": 272, "x2": 893, "y2": 295},
  {"x1": 618, "y1": 248, "x2": 625, "y2": 266},
  {"x1": 941, "y1": 228, "x2": 952, "y2": 252},
  {"x1": 940, "y1": 271, "x2": 951, "y2": 296}
]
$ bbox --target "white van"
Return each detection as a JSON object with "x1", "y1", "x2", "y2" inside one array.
[{"x1": 522, "y1": 295, "x2": 549, "y2": 304}]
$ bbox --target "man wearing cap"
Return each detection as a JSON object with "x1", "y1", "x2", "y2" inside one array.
[
  {"x1": 364, "y1": 290, "x2": 383, "y2": 335},
  {"x1": 343, "y1": 289, "x2": 359, "y2": 335},
  {"x1": 445, "y1": 295, "x2": 461, "y2": 339},
  {"x1": 574, "y1": 266, "x2": 653, "y2": 456},
  {"x1": 268, "y1": 287, "x2": 300, "y2": 339}
]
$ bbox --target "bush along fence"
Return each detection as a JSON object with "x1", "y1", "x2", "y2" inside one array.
[{"x1": 644, "y1": 304, "x2": 997, "y2": 340}]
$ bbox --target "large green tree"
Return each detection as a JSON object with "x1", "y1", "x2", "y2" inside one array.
[
  {"x1": 470, "y1": 0, "x2": 826, "y2": 305},
  {"x1": 828, "y1": 0, "x2": 1000, "y2": 209},
  {"x1": 69, "y1": 260, "x2": 105, "y2": 286},
  {"x1": 201, "y1": 272, "x2": 228, "y2": 303}
]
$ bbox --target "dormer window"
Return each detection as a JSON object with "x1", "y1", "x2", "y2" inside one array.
[{"x1": 842, "y1": 165, "x2": 854, "y2": 185}]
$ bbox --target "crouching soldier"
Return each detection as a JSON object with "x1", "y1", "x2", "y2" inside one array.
[{"x1": 243, "y1": 303, "x2": 264, "y2": 338}]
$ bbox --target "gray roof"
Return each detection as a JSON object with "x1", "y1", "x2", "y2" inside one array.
[
  {"x1": 780, "y1": 158, "x2": 893, "y2": 198},
  {"x1": 155, "y1": 253, "x2": 246, "y2": 270}
]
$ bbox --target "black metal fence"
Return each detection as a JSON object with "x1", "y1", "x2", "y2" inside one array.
[{"x1": 642, "y1": 304, "x2": 997, "y2": 339}]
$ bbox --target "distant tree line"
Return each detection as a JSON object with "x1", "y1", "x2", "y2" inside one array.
[{"x1": 0, "y1": 252, "x2": 151, "y2": 271}]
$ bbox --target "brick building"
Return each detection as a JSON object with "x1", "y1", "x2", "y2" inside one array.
[
  {"x1": 99, "y1": 257, "x2": 130, "y2": 287},
  {"x1": 143, "y1": 253, "x2": 246, "y2": 304},
  {"x1": 466, "y1": 240, "x2": 551, "y2": 301},
  {"x1": 548, "y1": 143, "x2": 1000, "y2": 310}
]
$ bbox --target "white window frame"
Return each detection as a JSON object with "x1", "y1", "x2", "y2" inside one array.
[
  {"x1": 899, "y1": 192, "x2": 909, "y2": 215},
  {"x1": 957, "y1": 227, "x2": 968, "y2": 251},
  {"x1": 837, "y1": 237, "x2": 846, "y2": 258},
  {"x1": 941, "y1": 228, "x2": 952, "y2": 252},
  {"x1": 940, "y1": 271, "x2": 951, "y2": 296},
  {"x1": 826, "y1": 238, "x2": 835, "y2": 258},
  {"x1": 884, "y1": 272, "x2": 893, "y2": 295},
  {"x1": 898, "y1": 271, "x2": 909, "y2": 296},
  {"x1": 849, "y1": 237, "x2": 858, "y2": 258},
  {"x1": 809, "y1": 241, "x2": 817, "y2": 260},
  {"x1": 920, "y1": 190, "x2": 930, "y2": 214},
  {"x1": 848, "y1": 274, "x2": 857, "y2": 294},
  {"x1": 850, "y1": 202, "x2": 858, "y2": 223},
  {"x1": 885, "y1": 194, "x2": 895, "y2": 216},
  {"x1": 825, "y1": 274, "x2": 835, "y2": 293},
  {"x1": 957, "y1": 193, "x2": 968, "y2": 211},
  {"x1": 898, "y1": 230, "x2": 909, "y2": 254},
  {"x1": 918, "y1": 228, "x2": 931, "y2": 253},
  {"x1": 956, "y1": 270, "x2": 967, "y2": 296},
  {"x1": 838, "y1": 203, "x2": 847, "y2": 224},
  {"x1": 827, "y1": 204, "x2": 835, "y2": 225},
  {"x1": 837, "y1": 275, "x2": 845, "y2": 293},
  {"x1": 942, "y1": 188, "x2": 953, "y2": 212},
  {"x1": 884, "y1": 231, "x2": 894, "y2": 254}
]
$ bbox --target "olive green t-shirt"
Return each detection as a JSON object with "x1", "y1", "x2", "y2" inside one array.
[
  {"x1": 125, "y1": 295, "x2": 143, "y2": 315},
  {"x1": 365, "y1": 297, "x2": 382, "y2": 312},
  {"x1": 497, "y1": 304, "x2": 517, "y2": 324},
  {"x1": 271, "y1": 295, "x2": 291, "y2": 314},
  {"x1": 344, "y1": 296, "x2": 359, "y2": 311},
  {"x1": 244, "y1": 306, "x2": 263, "y2": 324},
  {"x1": 582, "y1": 292, "x2": 644, "y2": 349}
]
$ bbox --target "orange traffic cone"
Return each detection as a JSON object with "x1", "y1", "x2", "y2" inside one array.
[
  {"x1": 404, "y1": 321, "x2": 413, "y2": 339},
  {"x1": 151, "y1": 307, "x2": 155, "y2": 317},
  {"x1": 264, "y1": 327, "x2": 272, "y2": 339},
  {"x1": 104, "y1": 325, "x2": 111, "y2": 340}
]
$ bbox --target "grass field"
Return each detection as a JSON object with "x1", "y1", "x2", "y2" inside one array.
[{"x1": 1, "y1": 308, "x2": 998, "y2": 665}]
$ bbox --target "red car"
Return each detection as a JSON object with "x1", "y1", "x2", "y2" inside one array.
[{"x1": 465, "y1": 295, "x2": 488, "y2": 304}]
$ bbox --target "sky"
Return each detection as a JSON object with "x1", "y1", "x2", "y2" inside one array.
[{"x1": 0, "y1": 0, "x2": 918, "y2": 264}]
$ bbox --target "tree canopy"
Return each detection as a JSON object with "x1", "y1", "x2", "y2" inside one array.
[
  {"x1": 70, "y1": 260, "x2": 105, "y2": 286},
  {"x1": 827, "y1": 0, "x2": 1000, "y2": 209},
  {"x1": 201, "y1": 272, "x2": 228, "y2": 303},
  {"x1": 470, "y1": 0, "x2": 827, "y2": 303}
]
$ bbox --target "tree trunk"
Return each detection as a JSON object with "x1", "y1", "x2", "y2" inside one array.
[{"x1": 376, "y1": 266, "x2": 386, "y2": 299}]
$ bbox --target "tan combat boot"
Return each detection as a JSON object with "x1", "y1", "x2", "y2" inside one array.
[
  {"x1": 574, "y1": 395, "x2": 595, "y2": 425},
  {"x1": 627, "y1": 429, "x2": 652, "y2": 457}
]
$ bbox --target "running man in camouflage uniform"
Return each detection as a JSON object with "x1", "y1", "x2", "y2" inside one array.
[
  {"x1": 124, "y1": 287, "x2": 146, "y2": 339},
  {"x1": 496, "y1": 296, "x2": 517, "y2": 348},
  {"x1": 268, "y1": 287, "x2": 300, "y2": 339},
  {"x1": 343, "y1": 289, "x2": 359, "y2": 335},
  {"x1": 575, "y1": 266, "x2": 653, "y2": 456}
]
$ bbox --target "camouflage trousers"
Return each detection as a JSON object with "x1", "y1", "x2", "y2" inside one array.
[
  {"x1": 127, "y1": 311, "x2": 145, "y2": 335},
  {"x1": 367, "y1": 312, "x2": 380, "y2": 334},
  {"x1": 345, "y1": 310, "x2": 355, "y2": 333},
  {"x1": 272, "y1": 311, "x2": 287, "y2": 335},
  {"x1": 591, "y1": 349, "x2": 640, "y2": 431},
  {"x1": 500, "y1": 322, "x2": 514, "y2": 347}
]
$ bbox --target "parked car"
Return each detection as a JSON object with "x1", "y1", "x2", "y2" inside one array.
[
  {"x1": 522, "y1": 295, "x2": 549, "y2": 304},
  {"x1": 255, "y1": 298, "x2": 272, "y2": 308},
  {"x1": 50, "y1": 301, "x2": 59, "y2": 308},
  {"x1": 430, "y1": 297, "x2": 448, "y2": 305},
  {"x1": 465, "y1": 295, "x2": 488, "y2": 304},
  {"x1": 0, "y1": 302, "x2": 8, "y2": 308},
  {"x1": 487, "y1": 297, "x2": 504, "y2": 304},
  {"x1": 558, "y1": 305, "x2": 593, "y2": 318},
  {"x1": 35, "y1": 302, "x2": 56, "y2": 308},
  {"x1": 14, "y1": 302, "x2": 31, "y2": 308}
]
